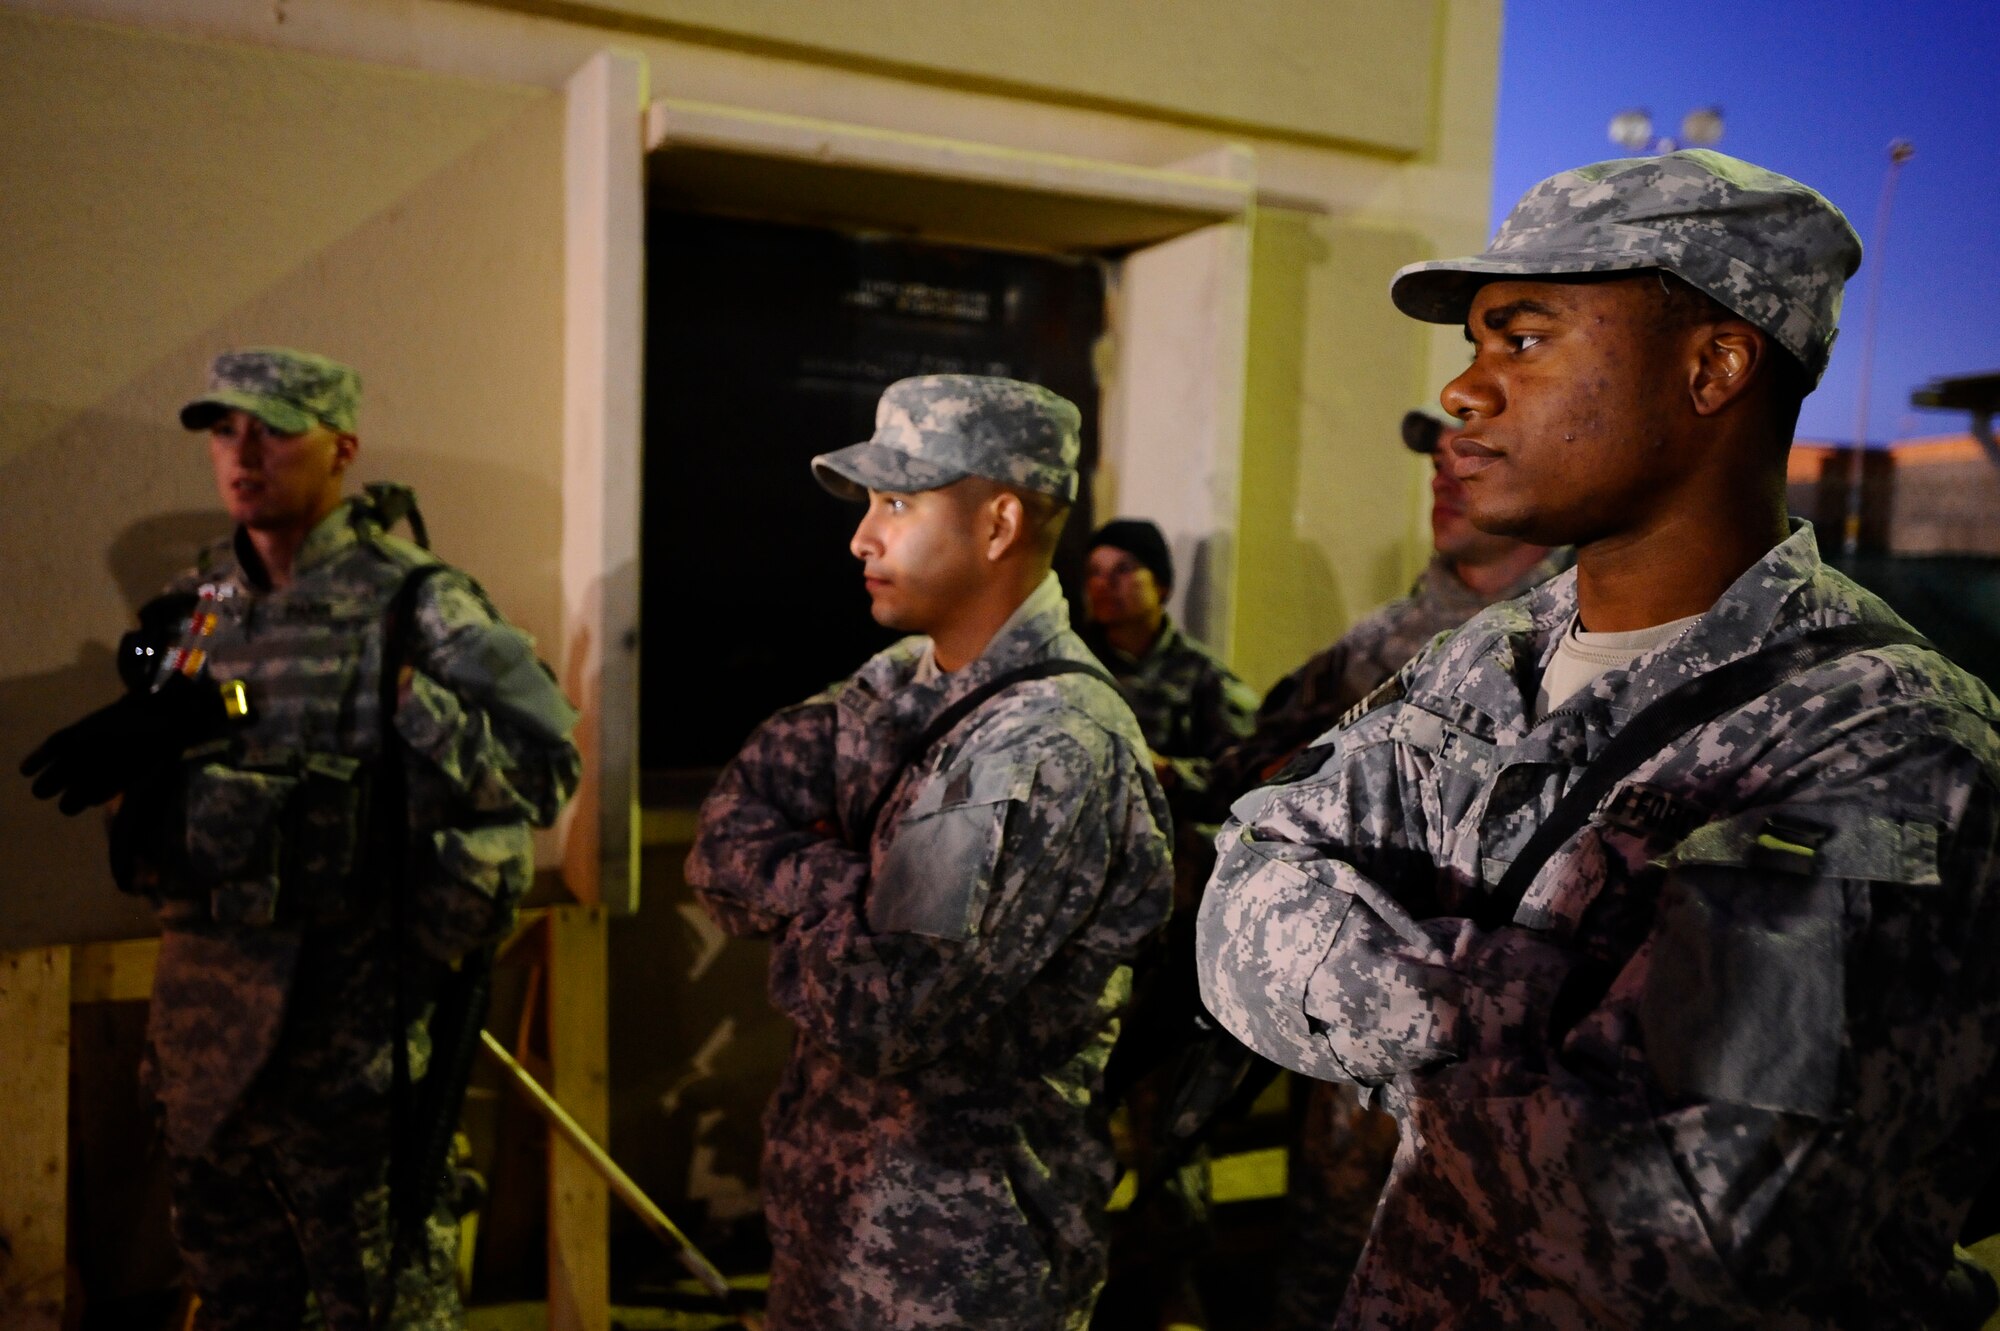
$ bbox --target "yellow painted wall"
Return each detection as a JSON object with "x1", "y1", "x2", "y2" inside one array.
[
  {"x1": 0, "y1": 8, "x2": 565, "y2": 946},
  {"x1": 1223, "y1": 0, "x2": 1501, "y2": 692},
  {"x1": 1231, "y1": 208, "x2": 1435, "y2": 693},
  {"x1": 479, "y1": 0, "x2": 1442, "y2": 153}
]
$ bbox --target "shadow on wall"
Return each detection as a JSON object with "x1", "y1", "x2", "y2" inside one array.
[
  {"x1": 0, "y1": 85, "x2": 565, "y2": 948},
  {"x1": 552, "y1": 553, "x2": 644, "y2": 908},
  {"x1": 1178, "y1": 534, "x2": 1220, "y2": 645},
  {"x1": 0, "y1": 492, "x2": 229, "y2": 944}
]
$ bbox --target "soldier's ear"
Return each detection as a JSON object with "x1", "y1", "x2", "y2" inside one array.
[
  {"x1": 1689, "y1": 322, "x2": 1764, "y2": 418},
  {"x1": 330, "y1": 431, "x2": 360, "y2": 475},
  {"x1": 985, "y1": 490, "x2": 1026, "y2": 563}
]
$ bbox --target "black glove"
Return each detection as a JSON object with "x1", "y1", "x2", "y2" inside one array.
[{"x1": 20, "y1": 674, "x2": 234, "y2": 815}]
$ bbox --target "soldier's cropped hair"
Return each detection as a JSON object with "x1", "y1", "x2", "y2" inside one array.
[
  {"x1": 958, "y1": 475, "x2": 1069, "y2": 560},
  {"x1": 1017, "y1": 488, "x2": 1071, "y2": 560}
]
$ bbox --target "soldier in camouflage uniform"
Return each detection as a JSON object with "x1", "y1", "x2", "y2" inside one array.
[
  {"x1": 23, "y1": 348, "x2": 581, "y2": 1330},
  {"x1": 1198, "y1": 151, "x2": 2000, "y2": 1328},
  {"x1": 686, "y1": 375, "x2": 1174, "y2": 1331},
  {"x1": 1080, "y1": 517, "x2": 1259, "y2": 819},
  {"x1": 1078, "y1": 516, "x2": 1255, "y2": 1328},
  {"x1": 1206, "y1": 417, "x2": 1561, "y2": 819}
]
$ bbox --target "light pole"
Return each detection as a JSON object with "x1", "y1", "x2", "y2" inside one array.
[
  {"x1": 1608, "y1": 106, "x2": 1725, "y2": 155},
  {"x1": 1845, "y1": 139, "x2": 1917, "y2": 556}
]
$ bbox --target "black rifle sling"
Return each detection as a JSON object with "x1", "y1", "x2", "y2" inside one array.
[
  {"x1": 1474, "y1": 620, "x2": 1929, "y2": 932},
  {"x1": 377, "y1": 560, "x2": 453, "y2": 1312},
  {"x1": 860, "y1": 658, "x2": 1119, "y2": 844}
]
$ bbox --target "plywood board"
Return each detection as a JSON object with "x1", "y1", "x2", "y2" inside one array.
[
  {"x1": 0, "y1": 948, "x2": 70, "y2": 1329},
  {"x1": 546, "y1": 905, "x2": 610, "y2": 1331}
]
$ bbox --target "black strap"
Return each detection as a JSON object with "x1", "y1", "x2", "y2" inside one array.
[
  {"x1": 377, "y1": 561, "x2": 452, "y2": 1322},
  {"x1": 858, "y1": 658, "x2": 1118, "y2": 843},
  {"x1": 1474, "y1": 621, "x2": 1930, "y2": 931},
  {"x1": 363, "y1": 481, "x2": 431, "y2": 550}
]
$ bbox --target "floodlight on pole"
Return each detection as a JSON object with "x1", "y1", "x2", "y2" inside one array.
[
  {"x1": 1610, "y1": 109, "x2": 1655, "y2": 152},
  {"x1": 1680, "y1": 106, "x2": 1725, "y2": 147},
  {"x1": 1608, "y1": 105, "x2": 1723, "y2": 154}
]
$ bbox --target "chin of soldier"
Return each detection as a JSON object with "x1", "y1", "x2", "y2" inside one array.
[
  {"x1": 1454, "y1": 483, "x2": 1558, "y2": 547},
  {"x1": 861, "y1": 576, "x2": 910, "y2": 629}
]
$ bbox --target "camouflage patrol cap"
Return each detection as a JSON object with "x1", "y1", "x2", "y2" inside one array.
[
  {"x1": 1391, "y1": 150, "x2": 1862, "y2": 384},
  {"x1": 180, "y1": 347, "x2": 360, "y2": 435},
  {"x1": 812, "y1": 375, "x2": 1081, "y2": 503}
]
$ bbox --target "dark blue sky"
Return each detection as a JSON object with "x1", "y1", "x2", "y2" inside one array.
[{"x1": 1492, "y1": 1, "x2": 2000, "y2": 444}]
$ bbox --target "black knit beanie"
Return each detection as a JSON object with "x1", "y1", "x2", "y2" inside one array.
[{"x1": 1088, "y1": 519, "x2": 1173, "y2": 594}]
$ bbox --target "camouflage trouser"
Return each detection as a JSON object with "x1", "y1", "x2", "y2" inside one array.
[
  {"x1": 1271, "y1": 1079, "x2": 1398, "y2": 1330},
  {"x1": 166, "y1": 1097, "x2": 462, "y2": 1331}
]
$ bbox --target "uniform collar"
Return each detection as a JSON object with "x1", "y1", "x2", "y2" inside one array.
[
  {"x1": 1417, "y1": 520, "x2": 1829, "y2": 743},
  {"x1": 229, "y1": 498, "x2": 363, "y2": 590},
  {"x1": 838, "y1": 571, "x2": 1083, "y2": 829},
  {"x1": 856, "y1": 571, "x2": 1076, "y2": 703},
  {"x1": 983, "y1": 570, "x2": 1069, "y2": 667},
  {"x1": 1411, "y1": 554, "x2": 1494, "y2": 622}
]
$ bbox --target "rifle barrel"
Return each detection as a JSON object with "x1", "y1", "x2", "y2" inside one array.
[{"x1": 477, "y1": 1029, "x2": 753, "y2": 1322}]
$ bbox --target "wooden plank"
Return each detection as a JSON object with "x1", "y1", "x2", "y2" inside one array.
[
  {"x1": 69, "y1": 937, "x2": 159, "y2": 1004},
  {"x1": 0, "y1": 947, "x2": 71, "y2": 1329},
  {"x1": 545, "y1": 905, "x2": 609, "y2": 1331}
]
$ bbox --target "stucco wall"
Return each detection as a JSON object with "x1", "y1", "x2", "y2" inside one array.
[
  {"x1": 0, "y1": 8, "x2": 565, "y2": 945},
  {"x1": 480, "y1": 0, "x2": 1442, "y2": 152},
  {"x1": 1230, "y1": 208, "x2": 1436, "y2": 693}
]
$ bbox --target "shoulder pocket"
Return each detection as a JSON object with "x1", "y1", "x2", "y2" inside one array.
[
  {"x1": 1641, "y1": 808, "x2": 1940, "y2": 1117},
  {"x1": 866, "y1": 759, "x2": 1038, "y2": 940}
]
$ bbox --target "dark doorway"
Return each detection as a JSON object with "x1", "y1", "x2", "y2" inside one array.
[{"x1": 641, "y1": 211, "x2": 1106, "y2": 774}]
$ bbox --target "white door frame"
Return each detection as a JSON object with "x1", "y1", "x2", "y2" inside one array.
[
  {"x1": 560, "y1": 74, "x2": 1257, "y2": 914},
  {"x1": 560, "y1": 50, "x2": 646, "y2": 914}
]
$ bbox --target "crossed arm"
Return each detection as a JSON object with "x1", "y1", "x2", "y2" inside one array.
[
  {"x1": 689, "y1": 706, "x2": 1161, "y2": 1077},
  {"x1": 1196, "y1": 705, "x2": 2000, "y2": 1318}
]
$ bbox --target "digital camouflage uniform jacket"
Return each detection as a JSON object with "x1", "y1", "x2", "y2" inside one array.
[
  {"x1": 1203, "y1": 552, "x2": 1567, "y2": 818},
  {"x1": 130, "y1": 496, "x2": 581, "y2": 1159},
  {"x1": 1081, "y1": 614, "x2": 1258, "y2": 812},
  {"x1": 688, "y1": 573, "x2": 1174, "y2": 1331},
  {"x1": 1248, "y1": 551, "x2": 1563, "y2": 1329},
  {"x1": 1197, "y1": 523, "x2": 2000, "y2": 1329}
]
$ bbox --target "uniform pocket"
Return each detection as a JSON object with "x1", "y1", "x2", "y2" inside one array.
[
  {"x1": 866, "y1": 759, "x2": 1037, "y2": 940},
  {"x1": 288, "y1": 754, "x2": 369, "y2": 920},
  {"x1": 183, "y1": 763, "x2": 297, "y2": 926},
  {"x1": 1641, "y1": 808, "x2": 1939, "y2": 1117}
]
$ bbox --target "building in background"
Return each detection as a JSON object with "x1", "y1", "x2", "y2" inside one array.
[
  {"x1": 1791, "y1": 432, "x2": 2000, "y2": 556},
  {"x1": 1788, "y1": 423, "x2": 2000, "y2": 699}
]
